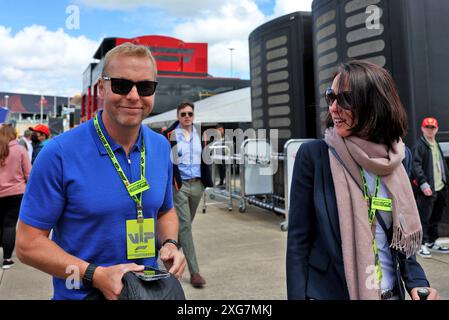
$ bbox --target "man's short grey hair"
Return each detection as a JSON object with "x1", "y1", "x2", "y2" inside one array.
[
  {"x1": 102, "y1": 42, "x2": 157, "y2": 77},
  {"x1": 23, "y1": 129, "x2": 32, "y2": 138}
]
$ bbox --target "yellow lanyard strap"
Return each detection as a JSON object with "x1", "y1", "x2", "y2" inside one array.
[
  {"x1": 360, "y1": 168, "x2": 383, "y2": 284},
  {"x1": 93, "y1": 114, "x2": 146, "y2": 221}
]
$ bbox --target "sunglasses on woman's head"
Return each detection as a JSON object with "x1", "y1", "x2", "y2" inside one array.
[
  {"x1": 102, "y1": 76, "x2": 157, "y2": 96},
  {"x1": 325, "y1": 87, "x2": 353, "y2": 109},
  {"x1": 180, "y1": 112, "x2": 193, "y2": 117}
]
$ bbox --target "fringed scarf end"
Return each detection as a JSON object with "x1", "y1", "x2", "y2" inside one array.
[{"x1": 390, "y1": 226, "x2": 423, "y2": 258}]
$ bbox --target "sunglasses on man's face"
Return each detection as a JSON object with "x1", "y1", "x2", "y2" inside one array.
[
  {"x1": 103, "y1": 76, "x2": 157, "y2": 96},
  {"x1": 325, "y1": 87, "x2": 353, "y2": 109},
  {"x1": 180, "y1": 112, "x2": 194, "y2": 118},
  {"x1": 425, "y1": 126, "x2": 437, "y2": 129}
]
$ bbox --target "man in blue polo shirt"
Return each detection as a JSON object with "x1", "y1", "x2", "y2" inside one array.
[{"x1": 15, "y1": 42, "x2": 186, "y2": 300}]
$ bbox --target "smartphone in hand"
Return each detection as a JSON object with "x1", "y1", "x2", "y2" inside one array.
[{"x1": 133, "y1": 266, "x2": 170, "y2": 281}]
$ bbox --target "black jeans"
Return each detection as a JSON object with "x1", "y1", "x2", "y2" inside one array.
[
  {"x1": 416, "y1": 186, "x2": 448, "y2": 244},
  {"x1": 0, "y1": 194, "x2": 23, "y2": 259}
]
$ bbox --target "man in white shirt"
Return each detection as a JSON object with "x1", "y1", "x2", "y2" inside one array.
[{"x1": 18, "y1": 129, "x2": 33, "y2": 162}]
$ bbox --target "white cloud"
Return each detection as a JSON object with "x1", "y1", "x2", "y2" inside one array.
[
  {"x1": 171, "y1": 0, "x2": 266, "y2": 78},
  {"x1": 0, "y1": 25, "x2": 99, "y2": 96},
  {"x1": 77, "y1": 0, "x2": 224, "y2": 15},
  {"x1": 173, "y1": 0, "x2": 265, "y2": 45},
  {"x1": 1, "y1": 66, "x2": 27, "y2": 81},
  {"x1": 0, "y1": 1, "x2": 315, "y2": 96},
  {"x1": 208, "y1": 41, "x2": 250, "y2": 78},
  {"x1": 272, "y1": 0, "x2": 312, "y2": 17},
  {"x1": 77, "y1": 0, "x2": 313, "y2": 15},
  {"x1": 170, "y1": 0, "x2": 313, "y2": 79}
]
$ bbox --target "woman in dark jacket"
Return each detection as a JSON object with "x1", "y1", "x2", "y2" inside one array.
[{"x1": 286, "y1": 60, "x2": 439, "y2": 300}]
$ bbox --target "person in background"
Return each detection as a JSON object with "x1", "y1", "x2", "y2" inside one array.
[
  {"x1": 29, "y1": 124, "x2": 50, "y2": 164},
  {"x1": 164, "y1": 102, "x2": 213, "y2": 288},
  {"x1": 18, "y1": 129, "x2": 33, "y2": 163},
  {"x1": 412, "y1": 117, "x2": 449, "y2": 258},
  {"x1": 287, "y1": 60, "x2": 438, "y2": 300},
  {"x1": 0, "y1": 124, "x2": 31, "y2": 269}
]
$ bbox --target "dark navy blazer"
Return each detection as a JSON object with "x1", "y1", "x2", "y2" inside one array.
[{"x1": 286, "y1": 140, "x2": 429, "y2": 300}]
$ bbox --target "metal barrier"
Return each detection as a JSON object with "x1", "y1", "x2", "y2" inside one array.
[
  {"x1": 282, "y1": 139, "x2": 315, "y2": 231},
  {"x1": 202, "y1": 138, "x2": 316, "y2": 231},
  {"x1": 238, "y1": 139, "x2": 274, "y2": 213},
  {"x1": 202, "y1": 141, "x2": 234, "y2": 212}
]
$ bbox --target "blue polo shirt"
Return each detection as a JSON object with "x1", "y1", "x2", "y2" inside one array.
[{"x1": 19, "y1": 112, "x2": 173, "y2": 300}]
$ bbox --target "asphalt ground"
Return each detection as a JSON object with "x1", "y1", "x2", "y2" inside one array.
[{"x1": 1, "y1": 190, "x2": 448, "y2": 300}]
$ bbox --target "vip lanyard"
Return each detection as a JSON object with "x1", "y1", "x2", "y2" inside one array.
[
  {"x1": 93, "y1": 114, "x2": 147, "y2": 222},
  {"x1": 360, "y1": 168, "x2": 383, "y2": 284}
]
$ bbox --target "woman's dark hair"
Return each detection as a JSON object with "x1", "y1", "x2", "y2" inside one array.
[
  {"x1": 177, "y1": 101, "x2": 194, "y2": 114},
  {"x1": 325, "y1": 60, "x2": 407, "y2": 146}
]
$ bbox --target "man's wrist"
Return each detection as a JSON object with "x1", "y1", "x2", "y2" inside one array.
[
  {"x1": 91, "y1": 266, "x2": 104, "y2": 289},
  {"x1": 161, "y1": 238, "x2": 180, "y2": 249},
  {"x1": 82, "y1": 263, "x2": 98, "y2": 288}
]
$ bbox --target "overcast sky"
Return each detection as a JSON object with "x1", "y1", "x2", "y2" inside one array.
[{"x1": 0, "y1": 0, "x2": 313, "y2": 97}]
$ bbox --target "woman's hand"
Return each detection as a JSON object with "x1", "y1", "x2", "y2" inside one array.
[{"x1": 410, "y1": 287, "x2": 440, "y2": 300}]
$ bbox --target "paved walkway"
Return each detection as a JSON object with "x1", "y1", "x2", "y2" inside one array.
[{"x1": 1, "y1": 193, "x2": 448, "y2": 300}]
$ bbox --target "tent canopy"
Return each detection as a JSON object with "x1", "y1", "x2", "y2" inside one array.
[{"x1": 143, "y1": 87, "x2": 251, "y2": 128}]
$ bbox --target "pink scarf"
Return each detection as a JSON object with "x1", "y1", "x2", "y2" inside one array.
[{"x1": 324, "y1": 128, "x2": 422, "y2": 299}]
